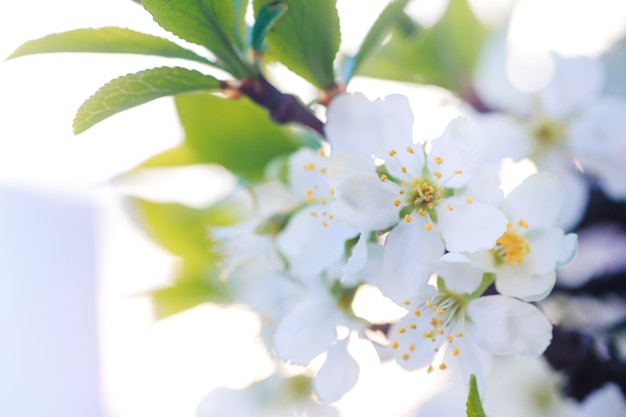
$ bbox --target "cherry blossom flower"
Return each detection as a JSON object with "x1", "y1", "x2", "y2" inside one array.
[{"x1": 467, "y1": 172, "x2": 578, "y2": 301}]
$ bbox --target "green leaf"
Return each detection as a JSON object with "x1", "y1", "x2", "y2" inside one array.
[
  {"x1": 466, "y1": 374, "x2": 487, "y2": 417},
  {"x1": 135, "y1": 144, "x2": 206, "y2": 170},
  {"x1": 151, "y1": 260, "x2": 232, "y2": 319},
  {"x1": 5, "y1": 27, "x2": 214, "y2": 66},
  {"x1": 253, "y1": 0, "x2": 340, "y2": 88},
  {"x1": 252, "y1": 1, "x2": 288, "y2": 52},
  {"x1": 142, "y1": 0, "x2": 253, "y2": 78},
  {"x1": 232, "y1": 0, "x2": 250, "y2": 52},
  {"x1": 357, "y1": 0, "x2": 488, "y2": 93},
  {"x1": 130, "y1": 194, "x2": 249, "y2": 259},
  {"x1": 175, "y1": 92, "x2": 301, "y2": 181},
  {"x1": 342, "y1": 0, "x2": 410, "y2": 83},
  {"x1": 73, "y1": 66, "x2": 220, "y2": 134}
]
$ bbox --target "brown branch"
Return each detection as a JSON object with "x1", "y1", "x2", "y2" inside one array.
[{"x1": 234, "y1": 75, "x2": 326, "y2": 138}]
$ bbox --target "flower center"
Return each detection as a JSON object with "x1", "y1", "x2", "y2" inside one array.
[
  {"x1": 391, "y1": 292, "x2": 466, "y2": 372},
  {"x1": 493, "y1": 221, "x2": 530, "y2": 265},
  {"x1": 531, "y1": 117, "x2": 566, "y2": 149},
  {"x1": 382, "y1": 148, "x2": 464, "y2": 231}
]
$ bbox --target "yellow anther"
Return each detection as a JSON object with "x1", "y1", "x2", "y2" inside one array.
[
  {"x1": 320, "y1": 168, "x2": 327, "y2": 174},
  {"x1": 454, "y1": 169, "x2": 463, "y2": 175},
  {"x1": 380, "y1": 175, "x2": 388, "y2": 182},
  {"x1": 389, "y1": 149, "x2": 397, "y2": 157},
  {"x1": 403, "y1": 299, "x2": 411, "y2": 306},
  {"x1": 321, "y1": 221, "x2": 328, "y2": 227},
  {"x1": 394, "y1": 199, "x2": 401, "y2": 207},
  {"x1": 398, "y1": 327, "x2": 406, "y2": 334},
  {"x1": 306, "y1": 197, "x2": 314, "y2": 204},
  {"x1": 402, "y1": 353, "x2": 410, "y2": 361},
  {"x1": 328, "y1": 213, "x2": 334, "y2": 220},
  {"x1": 399, "y1": 189, "x2": 405, "y2": 195},
  {"x1": 427, "y1": 365, "x2": 434, "y2": 373},
  {"x1": 391, "y1": 341, "x2": 399, "y2": 349},
  {"x1": 303, "y1": 163, "x2": 315, "y2": 170},
  {"x1": 426, "y1": 300, "x2": 432, "y2": 307},
  {"x1": 425, "y1": 223, "x2": 433, "y2": 231},
  {"x1": 404, "y1": 214, "x2": 413, "y2": 223},
  {"x1": 418, "y1": 209, "x2": 426, "y2": 216},
  {"x1": 407, "y1": 146, "x2": 415, "y2": 154},
  {"x1": 430, "y1": 318, "x2": 438, "y2": 326},
  {"x1": 434, "y1": 347, "x2": 439, "y2": 353},
  {"x1": 465, "y1": 197, "x2": 474, "y2": 204},
  {"x1": 446, "y1": 204, "x2": 453, "y2": 211},
  {"x1": 318, "y1": 149, "x2": 326, "y2": 156},
  {"x1": 410, "y1": 323, "x2": 417, "y2": 330},
  {"x1": 434, "y1": 156, "x2": 443, "y2": 164},
  {"x1": 439, "y1": 363, "x2": 447, "y2": 370},
  {"x1": 306, "y1": 189, "x2": 313, "y2": 196},
  {"x1": 309, "y1": 211, "x2": 318, "y2": 217},
  {"x1": 456, "y1": 332, "x2": 463, "y2": 337},
  {"x1": 518, "y1": 219, "x2": 529, "y2": 228},
  {"x1": 328, "y1": 187, "x2": 335, "y2": 195},
  {"x1": 414, "y1": 309, "x2": 421, "y2": 317},
  {"x1": 452, "y1": 347, "x2": 460, "y2": 356},
  {"x1": 409, "y1": 344, "x2": 415, "y2": 351},
  {"x1": 401, "y1": 166, "x2": 407, "y2": 173},
  {"x1": 434, "y1": 171, "x2": 442, "y2": 179},
  {"x1": 447, "y1": 335, "x2": 453, "y2": 343}
]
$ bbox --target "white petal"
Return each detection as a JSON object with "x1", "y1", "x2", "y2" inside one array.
[
  {"x1": 381, "y1": 220, "x2": 445, "y2": 303},
  {"x1": 526, "y1": 228, "x2": 569, "y2": 275},
  {"x1": 389, "y1": 308, "x2": 439, "y2": 371},
  {"x1": 341, "y1": 233, "x2": 368, "y2": 285},
  {"x1": 325, "y1": 93, "x2": 414, "y2": 158},
  {"x1": 438, "y1": 200, "x2": 508, "y2": 252},
  {"x1": 469, "y1": 295, "x2": 553, "y2": 356},
  {"x1": 313, "y1": 338, "x2": 360, "y2": 403},
  {"x1": 495, "y1": 268, "x2": 556, "y2": 302},
  {"x1": 503, "y1": 172, "x2": 564, "y2": 229},
  {"x1": 327, "y1": 152, "x2": 375, "y2": 187},
  {"x1": 276, "y1": 207, "x2": 357, "y2": 276},
  {"x1": 432, "y1": 252, "x2": 485, "y2": 295},
  {"x1": 274, "y1": 295, "x2": 339, "y2": 365},
  {"x1": 287, "y1": 148, "x2": 330, "y2": 194},
  {"x1": 540, "y1": 55, "x2": 605, "y2": 118},
  {"x1": 427, "y1": 118, "x2": 488, "y2": 189},
  {"x1": 333, "y1": 174, "x2": 400, "y2": 231}
]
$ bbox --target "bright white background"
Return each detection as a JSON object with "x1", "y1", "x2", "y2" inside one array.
[{"x1": 1, "y1": 1, "x2": 625, "y2": 417}]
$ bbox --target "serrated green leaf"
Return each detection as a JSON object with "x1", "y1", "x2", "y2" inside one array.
[
  {"x1": 73, "y1": 66, "x2": 220, "y2": 134},
  {"x1": 253, "y1": 0, "x2": 339, "y2": 88},
  {"x1": 175, "y1": 93, "x2": 301, "y2": 181},
  {"x1": 142, "y1": 0, "x2": 253, "y2": 78},
  {"x1": 342, "y1": 0, "x2": 410, "y2": 83},
  {"x1": 5, "y1": 27, "x2": 214, "y2": 66},
  {"x1": 466, "y1": 374, "x2": 487, "y2": 417},
  {"x1": 252, "y1": 1, "x2": 288, "y2": 52},
  {"x1": 151, "y1": 260, "x2": 232, "y2": 319},
  {"x1": 358, "y1": 0, "x2": 488, "y2": 93}
]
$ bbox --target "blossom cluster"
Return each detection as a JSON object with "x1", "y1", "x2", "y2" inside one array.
[{"x1": 204, "y1": 91, "x2": 578, "y2": 410}]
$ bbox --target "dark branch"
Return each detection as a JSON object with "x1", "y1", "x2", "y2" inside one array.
[{"x1": 236, "y1": 75, "x2": 326, "y2": 138}]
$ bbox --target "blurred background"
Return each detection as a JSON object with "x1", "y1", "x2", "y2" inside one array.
[{"x1": 1, "y1": 0, "x2": 625, "y2": 416}]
